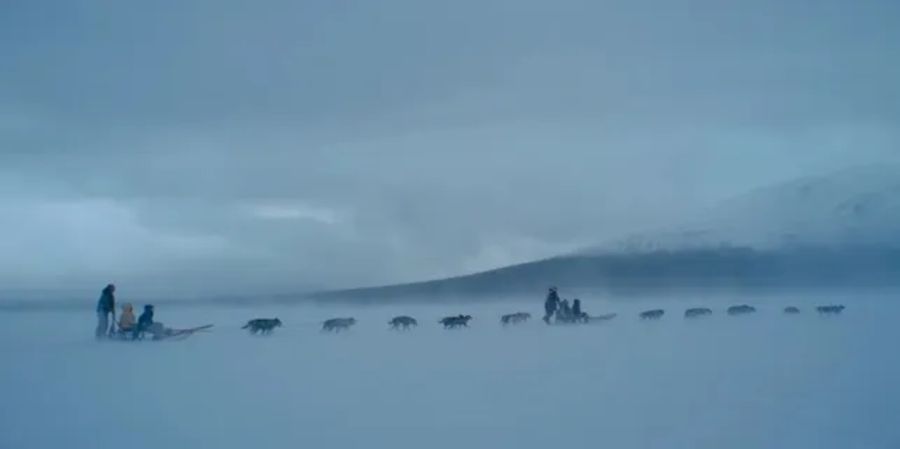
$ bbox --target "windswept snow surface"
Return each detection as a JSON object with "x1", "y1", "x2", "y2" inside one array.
[{"x1": 1, "y1": 295, "x2": 898, "y2": 449}]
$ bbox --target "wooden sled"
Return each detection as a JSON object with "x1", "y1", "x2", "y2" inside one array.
[
  {"x1": 108, "y1": 324, "x2": 214, "y2": 341},
  {"x1": 585, "y1": 313, "x2": 618, "y2": 323},
  {"x1": 149, "y1": 324, "x2": 214, "y2": 341}
]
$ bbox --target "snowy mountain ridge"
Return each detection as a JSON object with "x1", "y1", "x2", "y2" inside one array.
[
  {"x1": 585, "y1": 165, "x2": 900, "y2": 254},
  {"x1": 303, "y1": 165, "x2": 900, "y2": 301}
]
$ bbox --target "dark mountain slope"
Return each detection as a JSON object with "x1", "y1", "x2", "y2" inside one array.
[{"x1": 309, "y1": 246, "x2": 900, "y2": 301}]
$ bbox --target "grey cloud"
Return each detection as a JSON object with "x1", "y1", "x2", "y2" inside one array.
[{"x1": 1, "y1": 0, "x2": 899, "y2": 298}]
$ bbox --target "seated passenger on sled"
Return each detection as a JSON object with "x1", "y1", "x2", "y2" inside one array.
[
  {"x1": 132, "y1": 304, "x2": 155, "y2": 340},
  {"x1": 117, "y1": 303, "x2": 136, "y2": 333}
]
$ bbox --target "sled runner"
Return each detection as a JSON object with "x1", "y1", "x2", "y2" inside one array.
[
  {"x1": 149, "y1": 324, "x2": 214, "y2": 341},
  {"x1": 109, "y1": 324, "x2": 214, "y2": 341}
]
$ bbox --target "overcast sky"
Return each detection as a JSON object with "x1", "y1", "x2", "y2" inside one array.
[{"x1": 1, "y1": 0, "x2": 899, "y2": 297}]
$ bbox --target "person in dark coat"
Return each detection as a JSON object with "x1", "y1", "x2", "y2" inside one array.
[
  {"x1": 543, "y1": 287, "x2": 560, "y2": 324},
  {"x1": 95, "y1": 284, "x2": 116, "y2": 339},
  {"x1": 133, "y1": 304, "x2": 155, "y2": 340},
  {"x1": 572, "y1": 298, "x2": 587, "y2": 322}
]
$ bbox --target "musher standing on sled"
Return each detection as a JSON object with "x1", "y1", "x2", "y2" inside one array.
[
  {"x1": 95, "y1": 284, "x2": 116, "y2": 339},
  {"x1": 543, "y1": 287, "x2": 560, "y2": 324}
]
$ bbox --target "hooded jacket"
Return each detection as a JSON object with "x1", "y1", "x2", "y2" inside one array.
[
  {"x1": 118, "y1": 304, "x2": 136, "y2": 331},
  {"x1": 137, "y1": 306, "x2": 154, "y2": 329},
  {"x1": 96, "y1": 285, "x2": 115, "y2": 314},
  {"x1": 544, "y1": 289, "x2": 560, "y2": 313}
]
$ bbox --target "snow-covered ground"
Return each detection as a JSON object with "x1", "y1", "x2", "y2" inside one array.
[{"x1": 1, "y1": 294, "x2": 898, "y2": 449}]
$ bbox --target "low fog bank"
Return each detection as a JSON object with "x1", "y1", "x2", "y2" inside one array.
[
  {"x1": 309, "y1": 246, "x2": 900, "y2": 303},
  {"x1": 1, "y1": 294, "x2": 898, "y2": 449}
]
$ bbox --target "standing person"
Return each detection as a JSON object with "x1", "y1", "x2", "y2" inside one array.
[
  {"x1": 543, "y1": 287, "x2": 560, "y2": 324},
  {"x1": 95, "y1": 284, "x2": 116, "y2": 339}
]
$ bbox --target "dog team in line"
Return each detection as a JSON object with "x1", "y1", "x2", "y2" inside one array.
[
  {"x1": 94, "y1": 284, "x2": 847, "y2": 338},
  {"x1": 239, "y1": 287, "x2": 847, "y2": 335}
]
